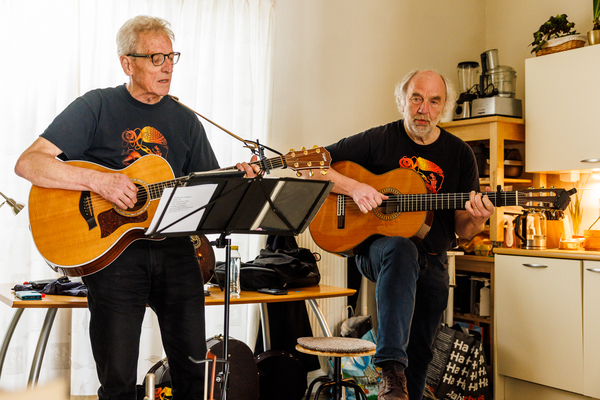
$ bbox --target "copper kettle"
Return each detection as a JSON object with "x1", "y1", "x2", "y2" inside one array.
[{"x1": 515, "y1": 209, "x2": 547, "y2": 250}]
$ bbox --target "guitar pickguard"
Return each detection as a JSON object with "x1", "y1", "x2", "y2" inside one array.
[
  {"x1": 97, "y1": 209, "x2": 148, "y2": 238},
  {"x1": 79, "y1": 191, "x2": 97, "y2": 231}
]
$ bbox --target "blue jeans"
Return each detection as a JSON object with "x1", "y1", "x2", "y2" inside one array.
[
  {"x1": 82, "y1": 236, "x2": 206, "y2": 400},
  {"x1": 356, "y1": 236, "x2": 449, "y2": 400}
]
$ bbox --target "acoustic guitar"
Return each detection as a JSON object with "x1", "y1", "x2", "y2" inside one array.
[
  {"x1": 29, "y1": 147, "x2": 331, "y2": 277},
  {"x1": 308, "y1": 161, "x2": 575, "y2": 256}
]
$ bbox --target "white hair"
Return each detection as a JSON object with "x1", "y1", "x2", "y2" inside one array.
[
  {"x1": 394, "y1": 69, "x2": 458, "y2": 119},
  {"x1": 116, "y1": 15, "x2": 175, "y2": 56}
]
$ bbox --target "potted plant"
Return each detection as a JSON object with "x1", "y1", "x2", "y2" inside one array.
[
  {"x1": 530, "y1": 14, "x2": 586, "y2": 56},
  {"x1": 588, "y1": 0, "x2": 600, "y2": 45}
]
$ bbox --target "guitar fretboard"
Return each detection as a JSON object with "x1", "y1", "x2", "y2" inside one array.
[
  {"x1": 147, "y1": 177, "x2": 189, "y2": 200},
  {"x1": 380, "y1": 191, "x2": 520, "y2": 212},
  {"x1": 220, "y1": 156, "x2": 286, "y2": 172}
]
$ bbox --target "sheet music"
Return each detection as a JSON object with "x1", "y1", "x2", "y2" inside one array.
[{"x1": 147, "y1": 184, "x2": 218, "y2": 235}]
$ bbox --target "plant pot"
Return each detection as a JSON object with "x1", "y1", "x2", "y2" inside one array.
[
  {"x1": 588, "y1": 30, "x2": 600, "y2": 45},
  {"x1": 536, "y1": 34, "x2": 586, "y2": 56}
]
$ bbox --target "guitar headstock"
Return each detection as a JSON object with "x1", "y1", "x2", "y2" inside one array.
[
  {"x1": 284, "y1": 146, "x2": 331, "y2": 177},
  {"x1": 519, "y1": 188, "x2": 577, "y2": 211}
]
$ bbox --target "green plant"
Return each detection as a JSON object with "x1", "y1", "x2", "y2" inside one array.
[
  {"x1": 594, "y1": 0, "x2": 600, "y2": 30},
  {"x1": 530, "y1": 14, "x2": 579, "y2": 54}
]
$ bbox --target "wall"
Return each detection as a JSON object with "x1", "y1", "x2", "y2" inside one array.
[{"x1": 269, "y1": 0, "x2": 486, "y2": 159}]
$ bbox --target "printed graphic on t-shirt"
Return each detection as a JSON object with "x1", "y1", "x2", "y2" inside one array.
[
  {"x1": 121, "y1": 126, "x2": 169, "y2": 166},
  {"x1": 399, "y1": 156, "x2": 444, "y2": 194}
]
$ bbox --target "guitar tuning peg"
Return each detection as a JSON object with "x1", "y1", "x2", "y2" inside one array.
[
  {"x1": 289, "y1": 148, "x2": 295, "y2": 152},
  {"x1": 320, "y1": 169, "x2": 328, "y2": 175},
  {"x1": 301, "y1": 147, "x2": 306, "y2": 151},
  {"x1": 313, "y1": 145, "x2": 321, "y2": 153},
  {"x1": 296, "y1": 171, "x2": 302, "y2": 177},
  {"x1": 309, "y1": 170, "x2": 314, "y2": 177}
]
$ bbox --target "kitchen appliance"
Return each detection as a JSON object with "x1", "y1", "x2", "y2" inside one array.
[
  {"x1": 453, "y1": 61, "x2": 480, "y2": 120},
  {"x1": 515, "y1": 209, "x2": 547, "y2": 250},
  {"x1": 471, "y1": 49, "x2": 523, "y2": 118}
]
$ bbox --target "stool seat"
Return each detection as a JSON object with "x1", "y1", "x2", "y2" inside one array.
[
  {"x1": 296, "y1": 337, "x2": 376, "y2": 400},
  {"x1": 297, "y1": 337, "x2": 376, "y2": 355}
]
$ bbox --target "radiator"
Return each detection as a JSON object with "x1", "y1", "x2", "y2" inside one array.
[{"x1": 297, "y1": 230, "x2": 348, "y2": 337}]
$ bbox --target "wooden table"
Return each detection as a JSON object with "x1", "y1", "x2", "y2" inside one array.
[{"x1": 0, "y1": 283, "x2": 355, "y2": 388}]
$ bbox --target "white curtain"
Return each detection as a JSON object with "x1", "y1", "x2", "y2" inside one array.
[{"x1": 0, "y1": 0, "x2": 275, "y2": 394}]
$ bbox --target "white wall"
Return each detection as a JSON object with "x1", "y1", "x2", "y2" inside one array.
[{"x1": 269, "y1": 0, "x2": 486, "y2": 157}]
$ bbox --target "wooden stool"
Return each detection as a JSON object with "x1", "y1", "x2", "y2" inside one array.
[{"x1": 296, "y1": 337, "x2": 376, "y2": 400}]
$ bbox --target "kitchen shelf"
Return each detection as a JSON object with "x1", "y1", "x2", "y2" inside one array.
[
  {"x1": 440, "y1": 116, "x2": 527, "y2": 242},
  {"x1": 480, "y1": 178, "x2": 531, "y2": 186},
  {"x1": 454, "y1": 254, "x2": 495, "y2": 373},
  {"x1": 454, "y1": 312, "x2": 491, "y2": 325}
]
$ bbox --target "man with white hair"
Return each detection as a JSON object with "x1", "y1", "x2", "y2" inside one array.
[
  {"x1": 15, "y1": 15, "x2": 256, "y2": 400},
  {"x1": 304, "y1": 70, "x2": 494, "y2": 400}
]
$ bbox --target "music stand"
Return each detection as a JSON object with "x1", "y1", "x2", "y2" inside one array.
[{"x1": 147, "y1": 172, "x2": 333, "y2": 399}]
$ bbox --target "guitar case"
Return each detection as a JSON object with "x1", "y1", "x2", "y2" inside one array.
[
  {"x1": 207, "y1": 335, "x2": 260, "y2": 400},
  {"x1": 135, "y1": 337, "x2": 259, "y2": 400},
  {"x1": 255, "y1": 350, "x2": 307, "y2": 400}
]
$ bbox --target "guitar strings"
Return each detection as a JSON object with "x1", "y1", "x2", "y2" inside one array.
[{"x1": 335, "y1": 192, "x2": 520, "y2": 212}]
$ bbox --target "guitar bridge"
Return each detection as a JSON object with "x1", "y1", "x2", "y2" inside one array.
[
  {"x1": 79, "y1": 191, "x2": 97, "y2": 231},
  {"x1": 337, "y1": 195, "x2": 345, "y2": 229}
]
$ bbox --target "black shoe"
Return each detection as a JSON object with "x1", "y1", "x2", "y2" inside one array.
[{"x1": 378, "y1": 368, "x2": 408, "y2": 400}]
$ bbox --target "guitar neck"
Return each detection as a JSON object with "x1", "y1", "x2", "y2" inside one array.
[
  {"x1": 219, "y1": 156, "x2": 286, "y2": 172},
  {"x1": 383, "y1": 191, "x2": 520, "y2": 212},
  {"x1": 147, "y1": 177, "x2": 190, "y2": 200}
]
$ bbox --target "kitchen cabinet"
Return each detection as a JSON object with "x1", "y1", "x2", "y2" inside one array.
[
  {"x1": 495, "y1": 254, "x2": 583, "y2": 394},
  {"x1": 494, "y1": 249, "x2": 600, "y2": 400},
  {"x1": 440, "y1": 116, "x2": 533, "y2": 242},
  {"x1": 583, "y1": 260, "x2": 600, "y2": 398},
  {"x1": 525, "y1": 45, "x2": 600, "y2": 173}
]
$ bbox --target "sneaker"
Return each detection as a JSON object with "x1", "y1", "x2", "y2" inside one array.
[{"x1": 378, "y1": 367, "x2": 408, "y2": 400}]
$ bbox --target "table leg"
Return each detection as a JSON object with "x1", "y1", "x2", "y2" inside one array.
[
  {"x1": 27, "y1": 308, "x2": 57, "y2": 389},
  {"x1": 0, "y1": 308, "x2": 25, "y2": 381},
  {"x1": 306, "y1": 299, "x2": 332, "y2": 337},
  {"x1": 259, "y1": 304, "x2": 271, "y2": 351}
]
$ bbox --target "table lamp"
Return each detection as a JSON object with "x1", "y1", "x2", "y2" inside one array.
[{"x1": 0, "y1": 191, "x2": 24, "y2": 215}]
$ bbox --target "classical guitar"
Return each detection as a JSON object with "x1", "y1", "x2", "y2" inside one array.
[
  {"x1": 29, "y1": 147, "x2": 331, "y2": 277},
  {"x1": 308, "y1": 161, "x2": 576, "y2": 256}
]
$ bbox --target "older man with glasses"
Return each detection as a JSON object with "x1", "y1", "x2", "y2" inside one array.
[{"x1": 15, "y1": 15, "x2": 256, "y2": 400}]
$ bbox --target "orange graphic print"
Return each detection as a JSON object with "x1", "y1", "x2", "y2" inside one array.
[
  {"x1": 398, "y1": 156, "x2": 444, "y2": 193},
  {"x1": 154, "y1": 386, "x2": 172, "y2": 400},
  {"x1": 121, "y1": 126, "x2": 169, "y2": 166}
]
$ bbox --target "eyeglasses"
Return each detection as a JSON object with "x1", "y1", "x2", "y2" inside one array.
[{"x1": 127, "y1": 52, "x2": 181, "y2": 66}]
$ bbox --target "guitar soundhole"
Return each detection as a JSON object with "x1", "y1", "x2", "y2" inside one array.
[
  {"x1": 113, "y1": 180, "x2": 150, "y2": 217},
  {"x1": 374, "y1": 189, "x2": 401, "y2": 221},
  {"x1": 130, "y1": 183, "x2": 148, "y2": 212}
]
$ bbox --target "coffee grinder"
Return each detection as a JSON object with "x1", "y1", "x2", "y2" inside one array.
[{"x1": 453, "y1": 61, "x2": 480, "y2": 120}]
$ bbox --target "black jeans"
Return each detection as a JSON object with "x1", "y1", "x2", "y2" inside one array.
[{"x1": 82, "y1": 237, "x2": 206, "y2": 400}]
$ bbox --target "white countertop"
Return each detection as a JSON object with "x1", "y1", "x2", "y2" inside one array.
[{"x1": 494, "y1": 247, "x2": 600, "y2": 261}]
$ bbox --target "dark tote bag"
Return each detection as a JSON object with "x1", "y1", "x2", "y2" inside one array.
[{"x1": 425, "y1": 324, "x2": 490, "y2": 400}]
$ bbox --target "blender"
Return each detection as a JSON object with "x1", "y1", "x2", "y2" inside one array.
[{"x1": 453, "y1": 61, "x2": 480, "y2": 120}]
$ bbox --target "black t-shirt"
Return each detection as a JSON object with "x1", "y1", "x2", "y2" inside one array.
[
  {"x1": 41, "y1": 84, "x2": 219, "y2": 177},
  {"x1": 325, "y1": 119, "x2": 479, "y2": 254}
]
